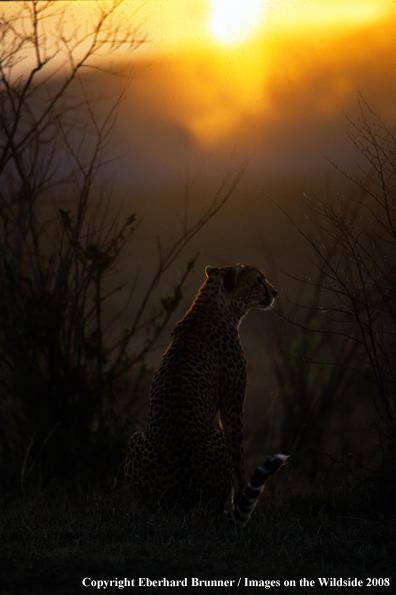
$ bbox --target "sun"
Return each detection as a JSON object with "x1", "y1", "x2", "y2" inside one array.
[{"x1": 208, "y1": 0, "x2": 267, "y2": 45}]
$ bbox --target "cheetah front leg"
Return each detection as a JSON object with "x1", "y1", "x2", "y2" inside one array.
[{"x1": 219, "y1": 402, "x2": 246, "y2": 506}]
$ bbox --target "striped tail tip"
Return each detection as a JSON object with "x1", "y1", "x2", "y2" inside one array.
[{"x1": 234, "y1": 454, "x2": 289, "y2": 527}]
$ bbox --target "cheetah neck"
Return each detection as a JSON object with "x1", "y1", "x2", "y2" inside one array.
[{"x1": 180, "y1": 282, "x2": 247, "y2": 331}]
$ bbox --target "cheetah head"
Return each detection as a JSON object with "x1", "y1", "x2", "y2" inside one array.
[{"x1": 205, "y1": 263, "x2": 277, "y2": 314}]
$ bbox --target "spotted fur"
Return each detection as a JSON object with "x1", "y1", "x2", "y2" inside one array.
[{"x1": 125, "y1": 263, "x2": 288, "y2": 524}]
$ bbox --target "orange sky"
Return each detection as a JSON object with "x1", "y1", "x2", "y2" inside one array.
[
  {"x1": 3, "y1": 1, "x2": 394, "y2": 180},
  {"x1": 2, "y1": 0, "x2": 396, "y2": 352},
  {"x1": 117, "y1": 2, "x2": 392, "y2": 135},
  {"x1": 120, "y1": 0, "x2": 389, "y2": 51},
  {"x1": 102, "y1": 0, "x2": 395, "y2": 182}
]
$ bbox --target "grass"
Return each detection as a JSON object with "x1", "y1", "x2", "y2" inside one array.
[{"x1": 1, "y1": 481, "x2": 395, "y2": 594}]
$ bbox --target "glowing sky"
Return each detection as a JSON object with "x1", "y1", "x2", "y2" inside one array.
[
  {"x1": 121, "y1": 0, "x2": 389, "y2": 52},
  {"x1": 114, "y1": 0, "x2": 394, "y2": 151},
  {"x1": 208, "y1": 0, "x2": 268, "y2": 45},
  {"x1": 3, "y1": 0, "x2": 393, "y2": 173}
]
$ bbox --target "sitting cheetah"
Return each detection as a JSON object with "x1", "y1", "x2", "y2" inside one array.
[{"x1": 125, "y1": 263, "x2": 288, "y2": 525}]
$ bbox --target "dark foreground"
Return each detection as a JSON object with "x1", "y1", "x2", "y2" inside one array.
[{"x1": 1, "y1": 484, "x2": 395, "y2": 595}]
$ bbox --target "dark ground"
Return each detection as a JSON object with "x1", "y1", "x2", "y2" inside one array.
[{"x1": 1, "y1": 482, "x2": 395, "y2": 595}]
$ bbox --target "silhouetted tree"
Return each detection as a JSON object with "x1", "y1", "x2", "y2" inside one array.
[
  {"x1": 277, "y1": 96, "x2": 396, "y2": 490},
  {"x1": 0, "y1": 1, "x2": 246, "y2": 493}
]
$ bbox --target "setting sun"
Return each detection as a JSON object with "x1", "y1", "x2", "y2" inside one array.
[
  {"x1": 209, "y1": 0, "x2": 267, "y2": 45},
  {"x1": 12, "y1": 0, "x2": 393, "y2": 150}
]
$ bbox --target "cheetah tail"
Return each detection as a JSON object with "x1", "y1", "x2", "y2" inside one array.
[{"x1": 233, "y1": 454, "x2": 289, "y2": 527}]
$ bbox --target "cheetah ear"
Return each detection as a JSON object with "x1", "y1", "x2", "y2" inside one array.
[
  {"x1": 223, "y1": 263, "x2": 245, "y2": 292},
  {"x1": 223, "y1": 266, "x2": 238, "y2": 292},
  {"x1": 205, "y1": 265, "x2": 217, "y2": 277}
]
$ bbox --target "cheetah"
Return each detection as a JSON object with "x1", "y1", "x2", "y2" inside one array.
[{"x1": 125, "y1": 263, "x2": 288, "y2": 525}]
